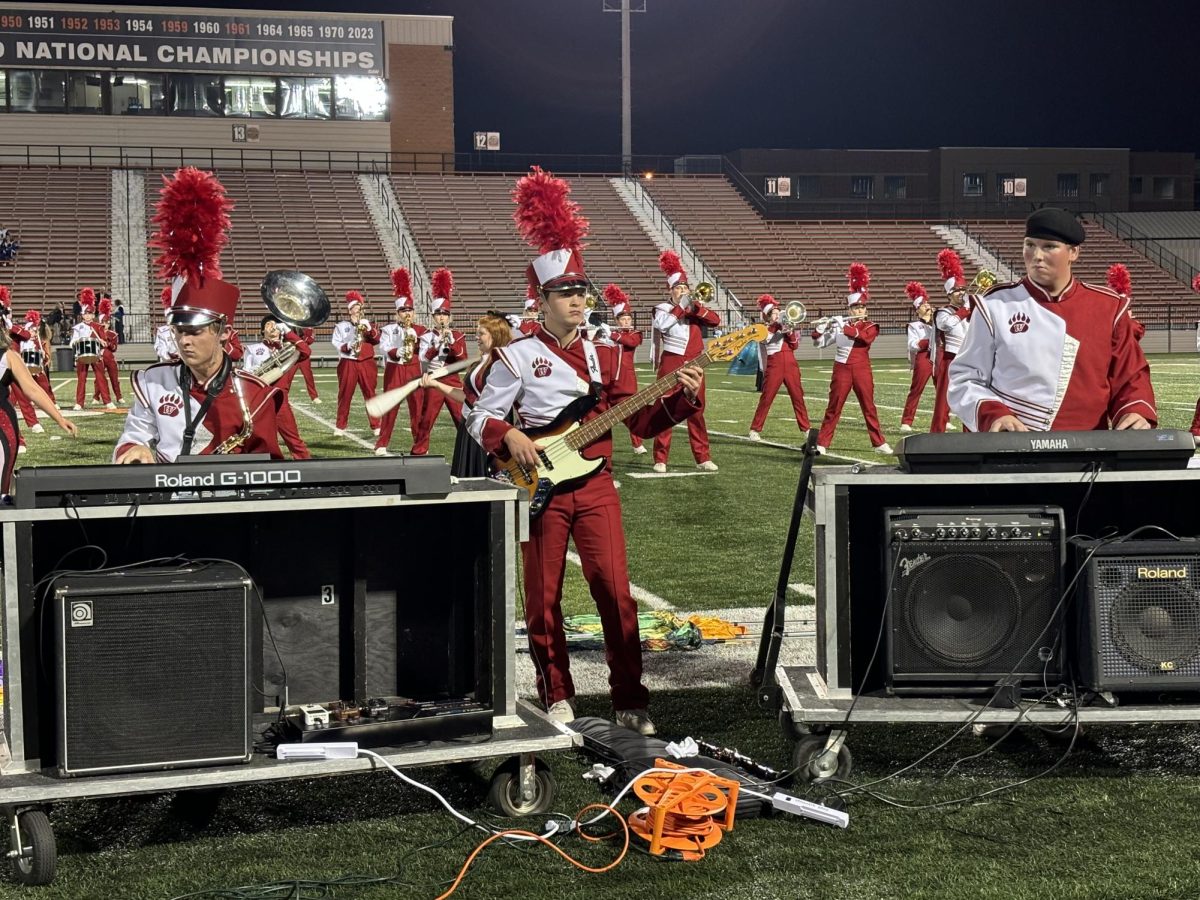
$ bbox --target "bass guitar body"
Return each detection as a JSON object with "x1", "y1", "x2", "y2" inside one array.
[{"x1": 495, "y1": 395, "x2": 602, "y2": 516}]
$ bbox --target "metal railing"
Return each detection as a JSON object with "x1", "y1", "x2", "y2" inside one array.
[
  {"x1": 366, "y1": 161, "x2": 431, "y2": 309},
  {"x1": 1091, "y1": 212, "x2": 1199, "y2": 286}
]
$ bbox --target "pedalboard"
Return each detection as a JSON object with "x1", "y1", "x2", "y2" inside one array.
[{"x1": 277, "y1": 696, "x2": 490, "y2": 749}]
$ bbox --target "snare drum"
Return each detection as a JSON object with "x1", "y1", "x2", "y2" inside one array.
[
  {"x1": 21, "y1": 348, "x2": 44, "y2": 368},
  {"x1": 73, "y1": 337, "x2": 102, "y2": 364}
]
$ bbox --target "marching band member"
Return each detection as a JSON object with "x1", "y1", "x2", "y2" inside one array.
[
  {"x1": 241, "y1": 315, "x2": 311, "y2": 459},
  {"x1": 70, "y1": 288, "x2": 112, "y2": 410},
  {"x1": 748, "y1": 294, "x2": 810, "y2": 441},
  {"x1": 520, "y1": 286, "x2": 541, "y2": 335},
  {"x1": 899, "y1": 281, "x2": 934, "y2": 432},
  {"x1": 652, "y1": 250, "x2": 719, "y2": 472},
  {"x1": 9, "y1": 308, "x2": 51, "y2": 436},
  {"x1": 412, "y1": 268, "x2": 467, "y2": 455},
  {"x1": 330, "y1": 290, "x2": 381, "y2": 437},
  {"x1": 224, "y1": 322, "x2": 245, "y2": 363},
  {"x1": 374, "y1": 267, "x2": 426, "y2": 456},
  {"x1": 812, "y1": 263, "x2": 892, "y2": 455},
  {"x1": 1107, "y1": 264, "x2": 1145, "y2": 342},
  {"x1": 97, "y1": 295, "x2": 125, "y2": 405},
  {"x1": 117, "y1": 167, "x2": 282, "y2": 463},
  {"x1": 466, "y1": 167, "x2": 703, "y2": 734},
  {"x1": 604, "y1": 283, "x2": 648, "y2": 454},
  {"x1": 930, "y1": 249, "x2": 972, "y2": 432},
  {"x1": 949, "y1": 208, "x2": 1155, "y2": 432},
  {"x1": 295, "y1": 325, "x2": 321, "y2": 403},
  {"x1": 154, "y1": 285, "x2": 180, "y2": 362}
]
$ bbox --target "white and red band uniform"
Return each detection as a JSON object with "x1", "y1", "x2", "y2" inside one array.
[
  {"x1": 241, "y1": 329, "x2": 311, "y2": 459},
  {"x1": 330, "y1": 292, "x2": 381, "y2": 432},
  {"x1": 412, "y1": 270, "x2": 465, "y2": 455},
  {"x1": 901, "y1": 282, "x2": 934, "y2": 428},
  {"x1": 70, "y1": 316, "x2": 111, "y2": 406},
  {"x1": 115, "y1": 361, "x2": 283, "y2": 462},
  {"x1": 295, "y1": 326, "x2": 320, "y2": 400},
  {"x1": 155, "y1": 324, "x2": 180, "y2": 362},
  {"x1": 930, "y1": 250, "x2": 972, "y2": 433},
  {"x1": 375, "y1": 316, "x2": 426, "y2": 451},
  {"x1": 96, "y1": 299, "x2": 124, "y2": 404},
  {"x1": 948, "y1": 277, "x2": 1156, "y2": 432},
  {"x1": 331, "y1": 318, "x2": 380, "y2": 361},
  {"x1": 9, "y1": 315, "x2": 53, "y2": 429},
  {"x1": 750, "y1": 294, "x2": 810, "y2": 433}
]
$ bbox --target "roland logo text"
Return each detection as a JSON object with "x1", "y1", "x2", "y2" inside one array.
[{"x1": 1136, "y1": 566, "x2": 1187, "y2": 579}]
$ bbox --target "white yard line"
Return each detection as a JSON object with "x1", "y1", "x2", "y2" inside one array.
[
  {"x1": 564, "y1": 549, "x2": 675, "y2": 611},
  {"x1": 703, "y1": 427, "x2": 879, "y2": 466},
  {"x1": 788, "y1": 582, "x2": 817, "y2": 598},
  {"x1": 624, "y1": 470, "x2": 716, "y2": 479},
  {"x1": 289, "y1": 397, "x2": 377, "y2": 450}
]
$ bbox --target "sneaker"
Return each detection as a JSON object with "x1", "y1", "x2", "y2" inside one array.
[
  {"x1": 374, "y1": 446, "x2": 389, "y2": 457},
  {"x1": 874, "y1": 442, "x2": 894, "y2": 455},
  {"x1": 632, "y1": 444, "x2": 647, "y2": 455},
  {"x1": 545, "y1": 698, "x2": 576, "y2": 724},
  {"x1": 72, "y1": 404, "x2": 83, "y2": 411},
  {"x1": 333, "y1": 428, "x2": 347, "y2": 437},
  {"x1": 697, "y1": 460, "x2": 719, "y2": 471},
  {"x1": 30, "y1": 423, "x2": 44, "y2": 434},
  {"x1": 652, "y1": 462, "x2": 666, "y2": 473},
  {"x1": 16, "y1": 444, "x2": 26, "y2": 455},
  {"x1": 815, "y1": 445, "x2": 828, "y2": 456},
  {"x1": 373, "y1": 428, "x2": 381, "y2": 437},
  {"x1": 615, "y1": 708, "x2": 656, "y2": 737},
  {"x1": 899, "y1": 424, "x2": 913, "y2": 433},
  {"x1": 748, "y1": 430, "x2": 762, "y2": 442},
  {"x1": 312, "y1": 397, "x2": 322, "y2": 404},
  {"x1": 105, "y1": 402, "x2": 116, "y2": 410}
]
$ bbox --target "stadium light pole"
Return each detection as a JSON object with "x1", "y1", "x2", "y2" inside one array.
[{"x1": 603, "y1": 0, "x2": 646, "y2": 174}]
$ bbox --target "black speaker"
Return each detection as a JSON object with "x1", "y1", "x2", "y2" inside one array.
[
  {"x1": 53, "y1": 563, "x2": 253, "y2": 777},
  {"x1": 1071, "y1": 538, "x2": 1200, "y2": 692},
  {"x1": 884, "y1": 507, "x2": 1065, "y2": 694}
]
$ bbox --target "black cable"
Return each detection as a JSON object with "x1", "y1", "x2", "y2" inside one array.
[{"x1": 1073, "y1": 460, "x2": 1102, "y2": 536}]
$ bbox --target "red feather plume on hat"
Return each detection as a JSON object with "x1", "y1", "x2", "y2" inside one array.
[
  {"x1": 526, "y1": 281, "x2": 540, "y2": 301},
  {"x1": 757, "y1": 294, "x2": 776, "y2": 310},
  {"x1": 431, "y1": 268, "x2": 454, "y2": 301},
  {"x1": 79, "y1": 286, "x2": 96, "y2": 306},
  {"x1": 150, "y1": 166, "x2": 233, "y2": 284},
  {"x1": 390, "y1": 267, "x2": 411, "y2": 299},
  {"x1": 0, "y1": 285, "x2": 10, "y2": 306},
  {"x1": 602, "y1": 283, "x2": 629, "y2": 308},
  {"x1": 1192, "y1": 274, "x2": 1200, "y2": 294},
  {"x1": 847, "y1": 262, "x2": 870, "y2": 293},
  {"x1": 160, "y1": 284, "x2": 173, "y2": 308},
  {"x1": 345, "y1": 290, "x2": 365, "y2": 305},
  {"x1": 905, "y1": 281, "x2": 927, "y2": 302},
  {"x1": 511, "y1": 166, "x2": 588, "y2": 253},
  {"x1": 98, "y1": 297, "x2": 113, "y2": 317},
  {"x1": 659, "y1": 250, "x2": 684, "y2": 279},
  {"x1": 1106, "y1": 264, "x2": 1132, "y2": 297},
  {"x1": 937, "y1": 249, "x2": 965, "y2": 282}
]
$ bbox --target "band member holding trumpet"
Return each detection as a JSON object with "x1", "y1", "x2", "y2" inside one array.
[
  {"x1": 331, "y1": 290, "x2": 381, "y2": 437},
  {"x1": 748, "y1": 294, "x2": 810, "y2": 441},
  {"x1": 950, "y1": 207, "x2": 1154, "y2": 432},
  {"x1": 467, "y1": 167, "x2": 703, "y2": 735},
  {"x1": 374, "y1": 267, "x2": 426, "y2": 457},
  {"x1": 412, "y1": 268, "x2": 467, "y2": 455},
  {"x1": 154, "y1": 285, "x2": 180, "y2": 362},
  {"x1": 242, "y1": 315, "x2": 311, "y2": 459},
  {"x1": 812, "y1": 263, "x2": 891, "y2": 455},
  {"x1": 930, "y1": 249, "x2": 973, "y2": 433},
  {"x1": 71, "y1": 287, "x2": 113, "y2": 410},
  {"x1": 900, "y1": 282, "x2": 934, "y2": 432},
  {"x1": 603, "y1": 283, "x2": 648, "y2": 455},
  {"x1": 97, "y1": 295, "x2": 125, "y2": 406},
  {"x1": 652, "y1": 250, "x2": 719, "y2": 472},
  {"x1": 117, "y1": 166, "x2": 283, "y2": 463}
]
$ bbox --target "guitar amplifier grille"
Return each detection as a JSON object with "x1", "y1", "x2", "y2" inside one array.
[{"x1": 56, "y1": 567, "x2": 251, "y2": 777}]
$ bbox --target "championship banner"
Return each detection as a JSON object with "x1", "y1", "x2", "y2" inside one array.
[{"x1": 0, "y1": 9, "x2": 384, "y2": 76}]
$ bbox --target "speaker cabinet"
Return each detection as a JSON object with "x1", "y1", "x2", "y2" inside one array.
[
  {"x1": 884, "y1": 507, "x2": 1065, "y2": 694},
  {"x1": 1071, "y1": 539, "x2": 1200, "y2": 692},
  {"x1": 53, "y1": 563, "x2": 253, "y2": 777}
]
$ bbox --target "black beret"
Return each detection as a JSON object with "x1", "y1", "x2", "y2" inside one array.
[{"x1": 1025, "y1": 207, "x2": 1085, "y2": 246}]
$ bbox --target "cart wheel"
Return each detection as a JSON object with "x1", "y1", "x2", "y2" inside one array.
[
  {"x1": 488, "y1": 758, "x2": 556, "y2": 817},
  {"x1": 793, "y1": 735, "x2": 853, "y2": 784},
  {"x1": 11, "y1": 809, "x2": 56, "y2": 886}
]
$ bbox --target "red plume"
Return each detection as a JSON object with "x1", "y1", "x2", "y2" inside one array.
[
  {"x1": 847, "y1": 262, "x2": 870, "y2": 293},
  {"x1": 0, "y1": 285, "x2": 10, "y2": 306},
  {"x1": 1192, "y1": 273, "x2": 1200, "y2": 294},
  {"x1": 431, "y1": 268, "x2": 454, "y2": 301},
  {"x1": 1106, "y1": 264, "x2": 1132, "y2": 297},
  {"x1": 79, "y1": 286, "x2": 96, "y2": 305},
  {"x1": 150, "y1": 166, "x2": 233, "y2": 284},
  {"x1": 905, "y1": 281, "x2": 927, "y2": 302},
  {"x1": 937, "y1": 249, "x2": 964, "y2": 281},
  {"x1": 659, "y1": 250, "x2": 684, "y2": 278},
  {"x1": 526, "y1": 281, "x2": 540, "y2": 301},
  {"x1": 345, "y1": 290, "x2": 365, "y2": 305},
  {"x1": 160, "y1": 284, "x2": 173, "y2": 308},
  {"x1": 757, "y1": 294, "x2": 776, "y2": 310},
  {"x1": 390, "y1": 267, "x2": 411, "y2": 299},
  {"x1": 511, "y1": 166, "x2": 588, "y2": 253},
  {"x1": 98, "y1": 297, "x2": 113, "y2": 317},
  {"x1": 602, "y1": 283, "x2": 629, "y2": 308}
]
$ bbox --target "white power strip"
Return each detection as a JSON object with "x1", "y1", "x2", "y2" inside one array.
[
  {"x1": 771, "y1": 791, "x2": 850, "y2": 828},
  {"x1": 276, "y1": 742, "x2": 359, "y2": 761}
]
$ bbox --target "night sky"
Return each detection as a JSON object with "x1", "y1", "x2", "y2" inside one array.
[{"x1": 67, "y1": 0, "x2": 1200, "y2": 157}]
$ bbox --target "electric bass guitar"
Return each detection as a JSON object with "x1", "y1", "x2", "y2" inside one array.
[{"x1": 495, "y1": 324, "x2": 767, "y2": 516}]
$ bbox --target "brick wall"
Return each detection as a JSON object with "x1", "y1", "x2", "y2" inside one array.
[{"x1": 388, "y1": 43, "x2": 454, "y2": 166}]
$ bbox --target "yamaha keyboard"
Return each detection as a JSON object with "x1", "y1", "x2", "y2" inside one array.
[
  {"x1": 14, "y1": 455, "x2": 452, "y2": 508},
  {"x1": 896, "y1": 429, "x2": 1196, "y2": 474}
]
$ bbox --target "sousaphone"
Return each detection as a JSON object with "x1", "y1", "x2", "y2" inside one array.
[{"x1": 254, "y1": 270, "x2": 331, "y2": 384}]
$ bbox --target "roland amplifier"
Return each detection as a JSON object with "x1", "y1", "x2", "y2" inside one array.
[
  {"x1": 1071, "y1": 539, "x2": 1200, "y2": 692},
  {"x1": 884, "y1": 507, "x2": 1065, "y2": 694},
  {"x1": 53, "y1": 563, "x2": 253, "y2": 777}
]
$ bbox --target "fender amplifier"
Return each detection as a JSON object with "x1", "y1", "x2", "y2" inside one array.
[
  {"x1": 884, "y1": 507, "x2": 1065, "y2": 694},
  {"x1": 1071, "y1": 538, "x2": 1200, "y2": 692},
  {"x1": 53, "y1": 563, "x2": 253, "y2": 777}
]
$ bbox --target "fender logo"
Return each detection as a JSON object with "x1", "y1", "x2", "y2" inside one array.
[{"x1": 899, "y1": 553, "x2": 930, "y2": 577}]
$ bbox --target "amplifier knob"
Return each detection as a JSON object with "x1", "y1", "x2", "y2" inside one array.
[
  {"x1": 971, "y1": 527, "x2": 982, "y2": 538},
  {"x1": 911, "y1": 527, "x2": 923, "y2": 539},
  {"x1": 986, "y1": 527, "x2": 997, "y2": 539},
  {"x1": 1011, "y1": 527, "x2": 1022, "y2": 538},
  {"x1": 898, "y1": 530, "x2": 909, "y2": 541},
  {"x1": 959, "y1": 528, "x2": 971, "y2": 538},
  {"x1": 935, "y1": 528, "x2": 946, "y2": 539}
]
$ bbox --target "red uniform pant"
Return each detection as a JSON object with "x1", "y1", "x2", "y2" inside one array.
[
  {"x1": 376, "y1": 361, "x2": 424, "y2": 450},
  {"x1": 816, "y1": 359, "x2": 887, "y2": 449},
  {"x1": 930, "y1": 352, "x2": 956, "y2": 433},
  {"x1": 75, "y1": 360, "x2": 109, "y2": 406},
  {"x1": 522, "y1": 472, "x2": 648, "y2": 710},
  {"x1": 297, "y1": 356, "x2": 320, "y2": 400},
  {"x1": 653, "y1": 351, "x2": 710, "y2": 464},
  {"x1": 334, "y1": 358, "x2": 380, "y2": 430},
  {"x1": 0, "y1": 403, "x2": 17, "y2": 495},
  {"x1": 10, "y1": 384, "x2": 37, "y2": 428},
  {"x1": 100, "y1": 352, "x2": 123, "y2": 403},
  {"x1": 1190, "y1": 399, "x2": 1200, "y2": 437},
  {"x1": 901, "y1": 354, "x2": 934, "y2": 427},
  {"x1": 412, "y1": 381, "x2": 462, "y2": 455},
  {"x1": 276, "y1": 392, "x2": 310, "y2": 459},
  {"x1": 750, "y1": 354, "x2": 810, "y2": 433}
]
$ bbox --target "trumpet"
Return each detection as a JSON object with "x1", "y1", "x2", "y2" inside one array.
[
  {"x1": 688, "y1": 282, "x2": 714, "y2": 307},
  {"x1": 779, "y1": 300, "x2": 807, "y2": 332},
  {"x1": 966, "y1": 269, "x2": 997, "y2": 295}
]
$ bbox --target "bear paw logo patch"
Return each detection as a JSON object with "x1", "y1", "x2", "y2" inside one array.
[
  {"x1": 158, "y1": 391, "x2": 183, "y2": 417},
  {"x1": 531, "y1": 356, "x2": 553, "y2": 378},
  {"x1": 1008, "y1": 312, "x2": 1031, "y2": 334}
]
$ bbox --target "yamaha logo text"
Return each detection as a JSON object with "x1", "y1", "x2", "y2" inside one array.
[
  {"x1": 1136, "y1": 566, "x2": 1187, "y2": 579},
  {"x1": 1031, "y1": 438, "x2": 1069, "y2": 450}
]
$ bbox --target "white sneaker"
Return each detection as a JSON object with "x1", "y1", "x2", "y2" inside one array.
[
  {"x1": 815, "y1": 445, "x2": 828, "y2": 456},
  {"x1": 615, "y1": 708, "x2": 656, "y2": 737},
  {"x1": 72, "y1": 404, "x2": 83, "y2": 411},
  {"x1": 30, "y1": 423, "x2": 44, "y2": 434},
  {"x1": 374, "y1": 446, "x2": 389, "y2": 457},
  {"x1": 632, "y1": 444, "x2": 647, "y2": 455},
  {"x1": 545, "y1": 699, "x2": 576, "y2": 724},
  {"x1": 17, "y1": 444, "x2": 27, "y2": 455},
  {"x1": 748, "y1": 430, "x2": 762, "y2": 442},
  {"x1": 333, "y1": 428, "x2": 347, "y2": 437},
  {"x1": 652, "y1": 462, "x2": 666, "y2": 473},
  {"x1": 105, "y1": 402, "x2": 116, "y2": 410},
  {"x1": 899, "y1": 424, "x2": 913, "y2": 433},
  {"x1": 875, "y1": 442, "x2": 894, "y2": 455},
  {"x1": 373, "y1": 428, "x2": 381, "y2": 437},
  {"x1": 697, "y1": 460, "x2": 719, "y2": 471},
  {"x1": 312, "y1": 397, "x2": 322, "y2": 405}
]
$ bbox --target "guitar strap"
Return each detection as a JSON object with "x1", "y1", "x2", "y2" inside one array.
[{"x1": 580, "y1": 338, "x2": 603, "y2": 399}]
